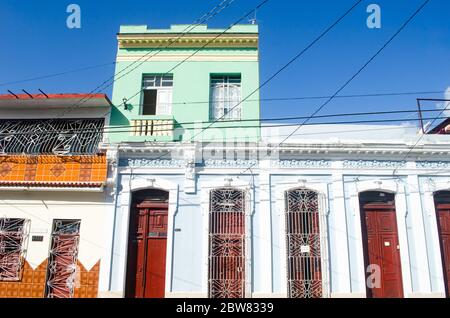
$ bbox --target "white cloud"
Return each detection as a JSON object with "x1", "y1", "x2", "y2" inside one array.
[{"x1": 438, "y1": 87, "x2": 450, "y2": 117}]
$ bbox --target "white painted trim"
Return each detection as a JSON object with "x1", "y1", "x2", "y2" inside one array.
[
  {"x1": 258, "y1": 167, "x2": 273, "y2": 294},
  {"x1": 348, "y1": 178, "x2": 413, "y2": 298},
  {"x1": 330, "y1": 292, "x2": 366, "y2": 298},
  {"x1": 200, "y1": 177, "x2": 254, "y2": 298},
  {"x1": 330, "y1": 166, "x2": 351, "y2": 293},
  {"x1": 421, "y1": 178, "x2": 450, "y2": 294},
  {"x1": 406, "y1": 175, "x2": 432, "y2": 293},
  {"x1": 275, "y1": 180, "x2": 330, "y2": 298},
  {"x1": 116, "y1": 55, "x2": 258, "y2": 62},
  {"x1": 0, "y1": 186, "x2": 104, "y2": 192},
  {"x1": 115, "y1": 176, "x2": 179, "y2": 297}
]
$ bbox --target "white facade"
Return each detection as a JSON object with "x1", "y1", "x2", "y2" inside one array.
[{"x1": 99, "y1": 123, "x2": 450, "y2": 298}]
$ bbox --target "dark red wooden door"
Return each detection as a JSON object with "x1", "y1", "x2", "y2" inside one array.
[
  {"x1": 436, "y1": 204, "x2": 450, "y2": 297},
  {"x1": 129, "y1": 202, "x2": 168, "y2": 298},
  {"x1": 363, "y1": 204, "x2": 403, "y2": 298}
]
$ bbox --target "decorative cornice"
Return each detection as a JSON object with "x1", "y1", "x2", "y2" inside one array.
[
  {"x1": 416, "y1": 161, "x2": 450, "y2": 169},
  {"x1": 272, "y1": 159, "x2": 331, "y2": 168},
  {"x1": 343, "y1": 160, "x2": 406, "y2": 169},
  {"x1": 119, "y1": 158, "x2": 186, "y2": 168},
  {"x1": 203, "y1": 159, "x2": 258, "y2": 168},
  {"x1": 117, "y1": 34, "x2": 258, "y2": 49}
]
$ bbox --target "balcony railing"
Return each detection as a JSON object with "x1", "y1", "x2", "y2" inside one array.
[{"x1": 130, "y1": 117, "x2": 174, "y2": 137}]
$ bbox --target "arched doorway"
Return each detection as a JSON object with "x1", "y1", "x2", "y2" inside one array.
[
  {"x1": 285, "y1": 188, "x2": 323, "y2": 298},
  {"x1": 433, "y1": 191, "x2": 450, "y2": 297},
  {"x1": 125, "y1": 189, "x2": 169, "y2": 298},
  {"x1": 208, "y1": 188, "x2": 246, "y2": 298},
  {"x1": 359, "y1": 191, "x2": 403, "y2": 298}
]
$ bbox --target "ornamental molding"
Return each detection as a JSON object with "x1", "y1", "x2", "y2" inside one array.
[
  {"x1": 343, "y1": 160, "x2": 406, "y2": 169},
  {"x1": 416, "y1": 161, "x2": 450, "y2": 169},
  {"x1": 118, "y1": 34, "x2": 258, "y2": 49},
  {"x1": 203, "y1": 159, "x2": 258, "y2": 168},
  {"x1": 272, "y1": 160, "x2": 331, "y2": 168},
  {"x1": 119, "y1": 158, "x2": 186, "y2": 168}
]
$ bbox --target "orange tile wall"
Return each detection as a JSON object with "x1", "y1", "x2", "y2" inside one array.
[
  {"x1": 0, "y1": 154, "x2": 107, "y2": 183},
  {"x1": 0, "y1": 260, "x2": 100, "y2": 298}
]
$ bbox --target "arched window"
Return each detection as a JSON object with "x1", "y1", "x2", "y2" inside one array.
[
  {"x1": 285, "y1": 188, "x2": 322, "y2": 298},
  {"x1": 208, "y1": 188, "x2": 246, "y2": 298}
]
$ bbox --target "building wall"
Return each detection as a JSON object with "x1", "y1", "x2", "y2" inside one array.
[
  {"x1": 0, "y1": 191, "x2": 114, "y2": 298},
  {"x1": 110, "y1": 25, "x2": 261, "y2": 143},
  {"x1": 105, "y1": 155, "x2": 450, "y2": 298}
]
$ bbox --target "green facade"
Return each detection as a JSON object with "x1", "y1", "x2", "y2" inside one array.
[{"x1": 109, "y1": 24, "x2": 261, "y2": 143}]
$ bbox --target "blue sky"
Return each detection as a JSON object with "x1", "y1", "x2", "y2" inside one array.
[{"x1": 1, "y1": 0, "x2": 449, "y2": 124}]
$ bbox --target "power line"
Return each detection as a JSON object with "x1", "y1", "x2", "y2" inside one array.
[
  {"x1": 122, "y1": 0, "x2": 364, "y2": 169},
  {"x1": 28, "y1": 0, "x2": 238, "y2": 128},
  {"x1": 0, "y1": 62, "x2": 116, "y2": 87},
  {"x1": 112, "y1": 0, "x2": 272, "y2": 117},
  {"x1": 3, "y1": 107, "x2": 445, "y2": 136},
  {"x1": 233, "y1": 0, "x2": 432, "y2": 178},
  {"x1": 130, "y1": 89, "x2": 446, "y2": 106},
  {"x1": 106, "y1": 107, "x2": 446, "y2": 130},
  {"x1": 393, "y1": 98, "x2": 450, "y2": 175},
  {"x1": 186, "y1": 0, "x2": 364, "y2": 142},
  {"x1": 276, "y1": 0, "x2": 432, "y2": 150}
]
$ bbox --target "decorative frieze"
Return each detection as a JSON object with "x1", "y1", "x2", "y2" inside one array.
[
  {"x1": 272, "y1": 160, "x2": 331, "y2": 168},
  {"x1": 119, "y1": 158, "x2": 186, "y2": 168},
  {"x1": 204, "y1": 159, "x2": 258, "y2": 168},
  {"x1": 416, "y1": 161, "x2": 450, "y2": 169},
  {"x1": 343, "y1": 160, "x2": 406, "y2": 169}
]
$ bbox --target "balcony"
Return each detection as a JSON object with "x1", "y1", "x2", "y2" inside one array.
[{"x1": 129, "y1": 116, "x2": 174, "y2": 141}]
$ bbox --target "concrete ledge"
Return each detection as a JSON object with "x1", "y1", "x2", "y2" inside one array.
[
  {"x1": 330, "y1": 293, "x2": 366, "y2": 298},
  {"x1": 407, "y1": 292, "x2": 446, "y2": 298}
]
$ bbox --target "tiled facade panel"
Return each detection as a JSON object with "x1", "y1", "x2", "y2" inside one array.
[
  {"x1": 0, "y1": 260, "x2": 100, "y2": 298},
  {"x1": 0, "y1": 154, "x2": 107, "y2": 185}
]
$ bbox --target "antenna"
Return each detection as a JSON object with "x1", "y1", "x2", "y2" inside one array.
[{"x1": 249, "y1": 9, "x2": 258, "y2": 25}]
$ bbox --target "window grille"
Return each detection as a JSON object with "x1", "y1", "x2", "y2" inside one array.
[
  {"x1": 285, "y1": 189, "x2": 323, "y2": 298},
  {"x1": 0, "y1": 119, "x2": 104, "y2": 155},
  {"x1": 208, "y1": 188, "x2": 246, "y2": 298},
  {"x1": 45, "y1": 220, "x2": 81, "y2": 298},
  {"x1": 0, "y1": 218, "x2": 28, "y2": 281},
  {"x1": 210, "y1": 75, "x2": 242, "y2": 120}
]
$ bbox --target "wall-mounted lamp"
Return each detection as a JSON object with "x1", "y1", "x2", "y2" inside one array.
[{"x1": 123, "y1": 98, "x2": 129, "y2": 110}]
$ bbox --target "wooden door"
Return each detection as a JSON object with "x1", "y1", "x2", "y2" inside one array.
[
  {"x1": 208, "y1": 189, "x2": 246, "y2": 298},
  {"x1": 362, "y1": 204, "x2": 403, "y2": 298},
  {"x1": 127, "y1": 202, "x2": 168, "y2": 298},
  {"x1": 435, "y1": 203, "x2": 450, "y2": 297}
]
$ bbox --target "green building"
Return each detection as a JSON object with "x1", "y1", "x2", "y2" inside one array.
[{"x1": 110, "y1": 24, "x2": 261, "y2": 143}]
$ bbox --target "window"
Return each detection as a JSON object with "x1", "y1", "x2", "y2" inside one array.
[
  {"x1": 0, "y1": 119, "x2": 105, "y2": 155},
  {"x1": 142, "y1": 75, "x2": 173, "y2": 116},
  {"x1": 210, "y1": 75, "x2": 242, "y2": 121},
  {"x1": 208, "y1": 188, "x2": 246, "y2": 298},
  {"x1": 45, "y1": 220, "x2": 81, "y2": 298},
  {"x1": 0, "y1": 218, "x2": 27, "y2": 281}
]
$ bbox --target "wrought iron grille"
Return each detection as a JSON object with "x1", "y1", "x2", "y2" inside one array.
[
  {"x1": 0, "y1": 119, "x2": 104, "y2": 155},
  {"x1": 208, "y1": 188, "x2": 246, "y2": 298},
  {"x1": 0, "y1": 218, "x2": 28, "y2": 281},
  {"x1": 45, "y1": 220, "x2": 81, "y2": 298},
  {"x1": 285, "y1": 189, "x2": 323, "y2": 298}
]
